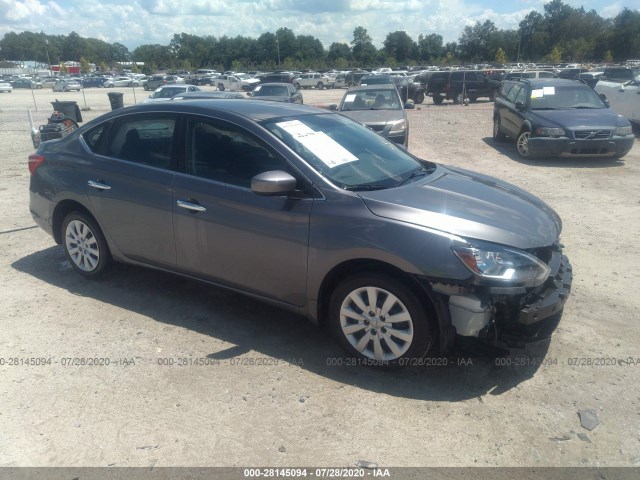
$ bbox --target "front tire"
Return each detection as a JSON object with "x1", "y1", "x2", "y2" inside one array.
[
  {"x1": 317, "y1": 82, "x2": 324, "y2": 90},
  {"x1": 218, "y1": 83, "x2": 225, "y2": 91},
  {"x1": 432, "y1": 94, "x2": 444, "y2": 105},
  {"x1": 413, "y1": 91, "x2": 425, "y2": 104},
  {"x1": 493, "y1": 116, "x2": 506, "y2": 142},
  {"x1": 329, "y1": 273, "x2": 433, "y2": 366},
  {"x1": 61, "y1": 212, "x2": 111, "y2": 278},
  {"x1": 516, "y1": 130, "x2": 531, "y2": 157}
]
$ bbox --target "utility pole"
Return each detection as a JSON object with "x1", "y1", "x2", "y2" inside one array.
[{"x1": 276, "y1": 38, "x2": 281, "y2": 67}]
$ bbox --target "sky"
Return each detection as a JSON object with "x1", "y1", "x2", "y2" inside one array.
[{"x1": 0, "y1": 0, "x2": 634, "y2": 51}]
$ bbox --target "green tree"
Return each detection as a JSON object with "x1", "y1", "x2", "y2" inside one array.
[
  {"x1": 548, "y1": 46, "x2": 562, "y2": 63},
  {"x1": 351, "y1": 26, "x2": 377, "y2": 66},
  {"x1": 79, "y1": 56, "x2": 91, "y2": 73},
  {"x1": 495, "y1": 47, "x2": 507, "y2": 64},
  {"x1": 328, "y1": 42, "x2": 351, "y2": 64},
  {"x1": 417, "y1": 33, "x2": 443, "y2": 63},
  {"x1": 383, "y1": 31, "x2": 415, "y2": 63}
]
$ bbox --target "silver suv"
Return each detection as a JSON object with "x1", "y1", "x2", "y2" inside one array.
[{"x1": 294, "y1": 73, "x2": 333, "y2": 90}]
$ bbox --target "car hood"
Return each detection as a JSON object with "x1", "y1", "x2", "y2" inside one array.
[
  {"x1": 358, "y1": 165, "x2": 562, "y2": 249},
  {"x1": 339, "y1": 109, "x2": 404, "y2": 126},
  {"x1": 529, "y1": 108, "x2": 625, "y2": 128}
]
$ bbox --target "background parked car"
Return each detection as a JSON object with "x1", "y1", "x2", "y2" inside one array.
[
  {"x1": 294, "y1": 73, "x2": 333, "y2": 90},
  {"x1": 104, "y1": 76, "x2": 138, "y2": 88},
  {"x1": 575, "y1": 71, "x2": 604, "y2": 89},
  {"x1": 52, "y1": 79, "x2": 82, "y2": 92},
  {"x1": 248, "y1": 83, "x2": 303, "y2": 103},
  {"x1": 11, "y1": 78, "x2": 43, "y2": 89},
  {"x1": 359, "y1": 74, "x2": 426, "y2": 104},
  {"x1": 595, "y1": 75, "x2": 640, "y2": 128},
  {"x1": 600, "y1": 67, "x2": 639, "y2": 83},
  {"x1": 142, "y1": 85, "x2": 201, "y2": 102},
  {"x1": 424, "y1": 70, "x2": 499, "y2": 104},
  {"x1": 0, "y1": 81, "x2": 12, "y2": 93},
  {"x1": 257, "y1": 72, "x2": 297, "y2": 85},
  {"x1": 143, "y1": 75, "x2": 168, "y2": 91},
  {"x1": 330, "y1": 84, "x2": 413, "y2": 146},
  {"x1": 493, "y1": 78, "x2": 634, "y2": 158},
  {"x1": 81, "y1": 76, "x2": 107, "y2": 88}
]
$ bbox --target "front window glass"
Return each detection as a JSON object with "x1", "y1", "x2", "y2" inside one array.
[
  {"x1": 187, "y1": 119, "x2": 293, "y2": 188},
  {"x1": 530, "y1": 85, "x2": 606, "y2": 110},
  {"x1": 262, "y1": 114, "x2": 432, "y2": 190}
]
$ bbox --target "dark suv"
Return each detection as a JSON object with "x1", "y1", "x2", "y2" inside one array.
[
  {"x1": 258, "y1": 72, "x2": 297, "y2": 85},
  {"x1": 358, "y1": 74, "x2": 426, "y2": 104},
  {"x1": 422, "y1": 70, "x2": 499, "y2": 104},
  {"x1": 493, "y1": 78, "x2": 634, "y2": 158}
]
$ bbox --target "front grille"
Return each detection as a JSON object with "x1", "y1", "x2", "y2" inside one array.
[
  {"x1": 574, "y1": 130, "x2": 611, "y2": 139},
  {"x1": 367, "y1": 124, "x2": 385, "y2": 132}
]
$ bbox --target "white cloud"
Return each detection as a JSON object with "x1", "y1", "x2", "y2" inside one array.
[{"x1": 0, "y1": 0, "x2": 635, "y2": 53}]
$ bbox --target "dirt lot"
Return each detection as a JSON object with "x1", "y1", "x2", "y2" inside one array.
[{"x1": 1, "y1": 86, "x2": 639, "y2": 469}]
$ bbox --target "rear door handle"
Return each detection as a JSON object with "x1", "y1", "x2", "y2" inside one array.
[
  {"x1": 176, "y1": 200, "x2": 207, "y2": 213},
  {"x1": 88, "y1": 180, "x2": 111, "y2": 191}
]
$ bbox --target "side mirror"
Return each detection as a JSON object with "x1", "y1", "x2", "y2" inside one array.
[
  {"x1": 515, "y1": 101, "x2": 526, "y2": 110},
  {"x1": 328, "y1": 104, "x2": 338, "y2": 111},
  {"x1": 251, "y1": 170, "x2": 297, "y2": 196}
]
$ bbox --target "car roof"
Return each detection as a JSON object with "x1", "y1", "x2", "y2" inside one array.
[
  {"x1": 86, "y1": 99, "x2": 323, "y2": 124},
  {"x1": 511, "y1": 78, "x2": 587, "y2": 88},
  {"x1": 346, "y1": 84, "x2": 398, "y2": 92}
]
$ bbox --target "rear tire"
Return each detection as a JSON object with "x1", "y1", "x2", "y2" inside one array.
[
  {"x1": 218, "y1": 84, "x2": 225, "y2": 91},
  {"x1": 329, "y1": 273, "x2": 433, "y2": 367},
  {"x1": 61, "y1": 212, "x2": 111, "y2": 278},
  {"x1": 414, "y1": 91, "x2": 425, "y2": 104},
  {"x1": 432, "y1": 94, "x2": 444, "y2": 105}
]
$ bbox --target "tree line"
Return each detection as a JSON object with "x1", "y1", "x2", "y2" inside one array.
[{"x1": 1, "y1": 1, "x2": 638, "y2": 73}]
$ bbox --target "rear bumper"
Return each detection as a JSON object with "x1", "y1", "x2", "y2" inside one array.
[{"x1": 528, "y1": 136, "x2": 634, "y2": 158}]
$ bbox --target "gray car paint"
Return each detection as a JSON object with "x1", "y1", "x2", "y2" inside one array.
[{"x1": 30, "y1": 100, "x2": 567, "y2": 339}]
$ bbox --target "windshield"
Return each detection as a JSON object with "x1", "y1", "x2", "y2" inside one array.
[
  {"x1": 254, "y1": 85, "x2": 288, "y2": 97},
  {"x1": 340, "y1": 89, "x2": 401, "y2": 111},
  {"x1": 530, "y1": 85, "x2": 606, "y2": 110},
  {"x1": 261, "y1": 114, "x2": 431, "y2": 189}
]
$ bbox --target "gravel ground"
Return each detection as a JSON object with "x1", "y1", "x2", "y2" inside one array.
[{"x1": 1, "y1": 85, "x2": 639, "y2": 468}]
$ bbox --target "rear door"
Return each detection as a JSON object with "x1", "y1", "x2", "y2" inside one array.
[{"x1": 84, "y1": 114, "x2": 178, "y2": 267}]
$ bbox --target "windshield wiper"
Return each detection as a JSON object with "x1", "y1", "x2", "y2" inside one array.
[
  {"x1": 571, "y1": 106, "x2": 600, "y2": 109},
  {"x1": 343, "y1": 184, "x2": 390, "y2": 191},
  {"x1": 398, "y1": 166, "x2": 434, "y2": 186}
]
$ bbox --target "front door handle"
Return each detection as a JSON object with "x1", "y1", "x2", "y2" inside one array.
[
  {"x1": 88, "y1": 180, "x2": 111, "y2": 191},
  {"x1": 177, "y1": 200, "x2": 207, "y2": 213}
]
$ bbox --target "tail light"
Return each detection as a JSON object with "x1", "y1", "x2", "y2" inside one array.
[{"x1": 28, "y1": 154, "x2": 45, "y2": 174}]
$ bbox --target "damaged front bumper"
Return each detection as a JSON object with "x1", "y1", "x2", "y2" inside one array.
[{"x1": 428, "y1": 252, "x2": 573, "y2": 351}]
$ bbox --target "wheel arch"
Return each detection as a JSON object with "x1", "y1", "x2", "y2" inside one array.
[
  {"x1": 315, "y1": 258, "x2": 450, "y2": 350},
  {"x1": 52, "y1": 200, "x2": 97, "y2": 245}
]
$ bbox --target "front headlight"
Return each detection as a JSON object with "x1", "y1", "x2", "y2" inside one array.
[
  {"x1": 389, "y1": 119, "x2": 407, "y2": 134},
  {"x1": 614, "y1": 125, "x2": 632, "y2": 136},
  {"x1": 535, "y1": 127, "x2": 565, "y2": 137},
  {"x1": 452, "y1": 243, "x2": 551, "y2": 287}
]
